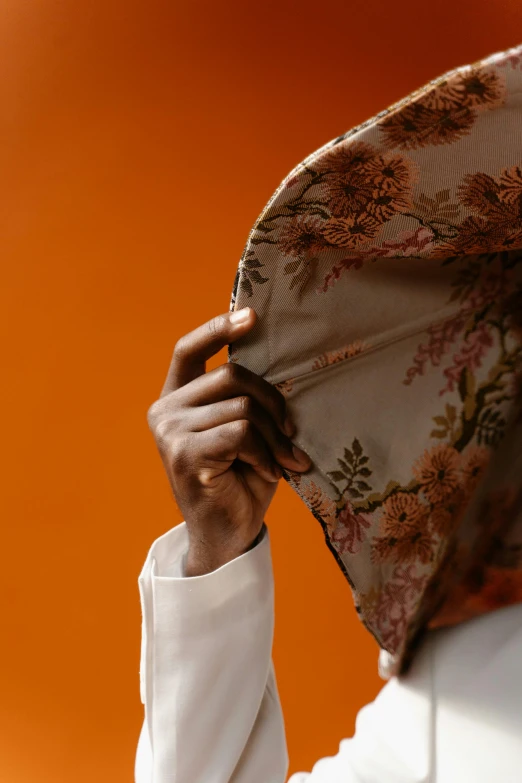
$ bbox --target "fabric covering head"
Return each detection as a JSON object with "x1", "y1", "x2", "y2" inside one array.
[{"x1": 228, "y1": 43, "x2": 522, "y2": 678}]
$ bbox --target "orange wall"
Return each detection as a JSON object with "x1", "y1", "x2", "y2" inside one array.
[{"x1": 1, "y1": 2, "x2": 521, "y2": 780}]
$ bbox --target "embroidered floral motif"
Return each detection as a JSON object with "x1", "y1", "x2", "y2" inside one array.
[
  {"x1": 371, "y1": 527, "x2": 435, "y2": 566},
  {"x1": 378, "y1": 102, "x2": 476, "y2": 150},
  {"x1": 404, "y1": 249, "x2": 521, "y2": 391},
  {"x1": 380, "y1": 493, "x2": 426, "y2": 536},
  {"x1": 277, "y1": 215, "x2": 330, "y2": 257},
  {"x1": 320, "y1": 171, "x2": 374, "y2": 221},
  {"x1": 361, "y1": 565, "x2": 428, "y2": 653},
  {"x1": 432, "y1": 167, "x2": 522, "y2": 256},
  {"x1": 313, "y1": 141, "x2": 377, "y2": 178},
  {"x1": 320, "y1": 164, "x2": 522, "y2": 291},
  {"x1": 237, "y1": 249, "x2": 269, "y2": 298},
  {"x1": 323, "y1": 214, "x2": 382, "y2": 248},
  {"x1": 282, "y1": 471, "x2": 338, "y2": 535},
  {"x1": 273, "y1": 378, "x2": 295, "y2": 396},
  {"x1": 311, "y1": 341, "x2": 367, "y2": 370},
  {"x1": 377, "y1": 67, "x2": 506, "y2": 150},
  {"x1": 242, "y1": 140, "x2": 419, "y2": 292},
  {"x1": 413, "y1": 444, "x2": 461, "y2": 504},
  {"x1": 319, "y1": 227, "x2": 436, "y2": 292},
  {"x1": 429, "y1": 486, "x2": 468, "y2": 537},
  {"x1": 227, "y1": 44, "x2": 522, "y2": 674},
  {"x1": 326, "y1": 437, "x2": 373, "y2": 502},
  {"x1": 497, "y1": 49, "x2": 522, "y2": 70},
  {"x1": 500, "y1": 165, "x2": 522, "y2": 205},
  {"x1": 331, "y1": 504, "x2": 372, "y2": 555},
  {"x1": 460, "y1": 445, "x2": 490, "y2": 491},
  {"x1": 324, "y1": 344, "x2": 520, "y2": 651}
]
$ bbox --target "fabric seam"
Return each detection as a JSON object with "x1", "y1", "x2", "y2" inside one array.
[{"x1": 267, "y1": 301, "x2": 476, "y2": 388}]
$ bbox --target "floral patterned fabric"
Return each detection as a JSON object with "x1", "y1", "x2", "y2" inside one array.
[{"x1": 228, "y1": 43, "x2": 522, "y2": 678}]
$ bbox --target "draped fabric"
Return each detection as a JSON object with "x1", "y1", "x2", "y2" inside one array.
[{"x1": 227, "y1": 43, "x2": 522, "y2": 677}]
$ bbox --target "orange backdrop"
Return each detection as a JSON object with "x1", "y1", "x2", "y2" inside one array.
[{"x1": 1, "y1": 2, "x2": 521, "y2": 780}]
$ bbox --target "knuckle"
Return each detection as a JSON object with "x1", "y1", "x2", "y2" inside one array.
[
  {"x1": 148, "y1": 399, "x2": 182, "y2": 434},
  {"x1": 208, "y1": 315, "x2": 226, "y2": 338},
  {"x1": 220, "y1": 362, "x2": 240, "y2": 385},
  {"x1": 236, "y1": 395, "x2": 253, "y2": 417},
  {"x1": 197, "y1": 467, "x2": 216, "y2": 488},
  {"x1": 173, "y1": 336, "x2": 189, "y2": 361},
  {"x1": 168, "y1": 434, "x2": 189, "y2": 465},
  {"x1": 234, "y1": 418, "x2": 251, "y2": 440},
  {"x1": 153, "y1": 416, "x2": 173, "y2": 444},
  {"x1": 146, "y1": 402, "x2": 159, "y2": 427}
]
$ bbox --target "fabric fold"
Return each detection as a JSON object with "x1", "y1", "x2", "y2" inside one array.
[{"x1": 228, "y1": 42, "x2": 522, "y2": 676}]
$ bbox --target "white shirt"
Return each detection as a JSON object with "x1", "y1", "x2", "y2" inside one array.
[{"x1": 134, "y1": 521, "x2": 522, "y2": 783}]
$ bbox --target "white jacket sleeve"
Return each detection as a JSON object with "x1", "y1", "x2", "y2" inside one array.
[{"x1": 134, "y1": 520, "x2": 290, "y2": 783}]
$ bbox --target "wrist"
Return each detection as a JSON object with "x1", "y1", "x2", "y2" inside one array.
[{"x1": 184, "y1": 523, "x2": 266, "y2": 577}]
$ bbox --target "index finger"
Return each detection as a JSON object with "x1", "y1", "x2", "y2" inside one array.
[{"x1": 160, "y1": 307, "x2": 256, "y2": 396}]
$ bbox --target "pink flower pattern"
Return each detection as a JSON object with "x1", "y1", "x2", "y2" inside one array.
[
  {"x1": 369, "y1": 565, "x2": 427, "y2": 653},
  {"x1": 404, "y1": 313, "x2": 467, "y2": 386},
  {"x1": 441, "y1": 321, "x2": 494, "y2": 394},
  {"x1": 318, "y1": 227, "x2": 435, "y2": 292},
  {"x1": 331, "y1": 503, "x2": 371, "y2": 555}
]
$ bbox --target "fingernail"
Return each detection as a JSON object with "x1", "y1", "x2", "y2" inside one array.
[
  {"x1": 230, "y1": 307, "x2": 251, "y2": 324},
  {"x1": 292, "y1": 444, "x2": 311, "y2": 466},
  {"x1": 283, "y1": 415, "x2": 296, "y2": 437}
]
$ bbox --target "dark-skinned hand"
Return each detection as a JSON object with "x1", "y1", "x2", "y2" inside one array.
[{"x1": 146, "y1": 306, "x2": 312, "y2": 576}]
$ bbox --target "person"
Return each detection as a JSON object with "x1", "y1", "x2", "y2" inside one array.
[{"x1": 134, "y1": 306, "x2": 522, "y2": 783}]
